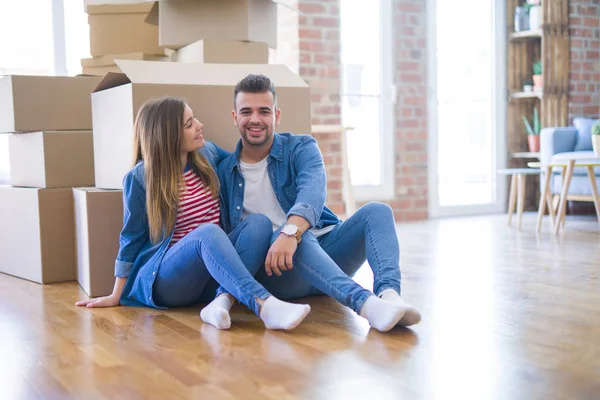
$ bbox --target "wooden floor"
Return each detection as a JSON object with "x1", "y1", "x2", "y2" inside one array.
[{"x1": 1, "y1": 214, "x2": 599, "y2": 400}]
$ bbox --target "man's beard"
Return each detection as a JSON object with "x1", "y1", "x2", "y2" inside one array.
[{"x1": 242, "y1": 125, "x2": 271, "y2": 147}]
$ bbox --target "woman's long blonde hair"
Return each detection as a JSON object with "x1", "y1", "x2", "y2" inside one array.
[{"x1": 132, "y1": 97, "x2": 219, "y2": 243}]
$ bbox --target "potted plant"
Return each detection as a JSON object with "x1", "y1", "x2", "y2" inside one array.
[
  {"x1": 592, "y1": 121, "x2": 600, "y2": 156},
  {"x1": 532, "y1": 60, "x2": 543, "y2": 91},
  {"x1": 522, "y1": 107, "x2": 541, "y2": 152}
]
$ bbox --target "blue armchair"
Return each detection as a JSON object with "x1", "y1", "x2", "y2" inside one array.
[{"x1": 540, "y1": 117, "x2": 600, "y2": 197}]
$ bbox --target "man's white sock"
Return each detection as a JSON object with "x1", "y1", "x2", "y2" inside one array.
[
  {"x1": 259, "y1": 297, "x2": 311, "y2": 330},
  {"x1": 379, "y1": 289, "x2": 422, "y2": 327},
  {"x1": 200, "y1": 294, "x2": 235, "y2": 330},
  {"x1": 359, "y1": 295, "x2": 407, "y2": 332}
]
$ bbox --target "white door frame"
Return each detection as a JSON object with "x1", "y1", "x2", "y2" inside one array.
[{"x1": 427, "y1": 0, "x2": 508, "y2": 218}]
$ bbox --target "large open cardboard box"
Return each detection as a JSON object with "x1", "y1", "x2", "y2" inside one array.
[
  {"x1": 0, "y1": 75, "x2": 100, "y2": 133},
  {"x1": 172, "y1": 39, "x2": 269, "y2": 64},
  {"x1": 91, "y1": 60, "x2": 311, "y2": 189},
  {"x1": 0, "y1": 187, "x2": 75, "y2": 284},
  {"x1": 9, "y1": 131, "x2": 95, "y2": 188},
  {"x1": 74, "y1": 188, "x2": 123, "y2": 298},
  {"x1": 87, "y1": 3, "x2": 164, "y2": 56}
]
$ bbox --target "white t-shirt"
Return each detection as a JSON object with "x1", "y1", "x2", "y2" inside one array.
[{"x1": 239, "y1": 158, "x2": 335, "y2": 237}]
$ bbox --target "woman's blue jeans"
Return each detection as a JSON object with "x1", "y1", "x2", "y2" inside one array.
[
  {"x1": 256, "y1": 202, "x2": 402, "y2": 314},
  {"x1": 153, "y1": 214, "x2": 272, "y2": 315}
]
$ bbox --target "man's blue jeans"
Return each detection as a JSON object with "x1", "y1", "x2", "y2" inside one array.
[
  {"x1": 256, "y1": 202, "x2": 402, "y2": 314},
  {"x1": 153, "y1": 214, "x2": 272, "y2": 315}
]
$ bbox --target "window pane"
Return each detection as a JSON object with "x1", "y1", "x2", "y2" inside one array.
[
  {"x1": 64, "y1": 0, "x2": 91, "y2": 76},
  {"x1": 340, "y1": 0, "x2": 380, "y2": 96},
  {"x1": 437, "y1": 101, "x2": 493, "y2": 206},
  {"x1": 0, "y1": 0, "x2": 54, "y2": 75},
  {"x1": 343, "y1": 95, "x2": 382, "y2": 186}
]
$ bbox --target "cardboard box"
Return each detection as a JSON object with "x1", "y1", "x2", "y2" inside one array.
[
  {"x1": 0, "y1": 187, "x2": 75, "y2": 284},
  {"x1": 147, "y1": 0, "x2": 281, "y2": 49},
  {"x1": 83, "y1": 65, "x2": 124, "y2": 76},
  {"x1": 91, "y1": 60, "x2": 311, "y2": 189},
  {"x1": 172, "y1": 39, "x2": 269, "y2": 64},
  {"x1": 9, "y1": 131, "x2": 95, "y2": 188},
  {"x1": 81, "y1": 52, "x2": 171, "y2": 76},
  {"x1": 0, "y1": 75, "x2": 101, "y2": 133},
  {"x1": 73, "y1": 188, "x2": 123, "y2": 297},
  {"x1": 87, "y1": 3, "x2": 164, "y2": 56}
]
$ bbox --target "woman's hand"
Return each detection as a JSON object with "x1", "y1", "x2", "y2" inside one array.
[
  {"x1": 75, "y1": 294, "x2": 120, "y2": 308},
  {"x1": 76, "y1": 277, "x2": 127, "y2": 308}
]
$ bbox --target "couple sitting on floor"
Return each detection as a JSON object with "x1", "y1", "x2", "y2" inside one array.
[{"x1": 76, "y1": 74, "x2": 421, "y2": 332}]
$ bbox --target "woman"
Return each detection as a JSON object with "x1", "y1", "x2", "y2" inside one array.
[{"x1": 76, "y1": 97, "x2": 311, "y2": 331}]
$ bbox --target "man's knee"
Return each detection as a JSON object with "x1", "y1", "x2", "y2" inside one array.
[{"x1": 359, "y1": 201, "x2": 394, "y2": 220}]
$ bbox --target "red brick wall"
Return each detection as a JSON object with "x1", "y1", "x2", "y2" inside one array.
[
  {"x1": 391, "y1": 0, "x2": 428, "y2": 221},
  {"x1": 569, "y1": 1, "x2": 600, "y2": 120}
]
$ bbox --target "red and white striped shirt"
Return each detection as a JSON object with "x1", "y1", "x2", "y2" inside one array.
[{"x1": 170, "y1": 169, "x2": 220, "y2": 245}]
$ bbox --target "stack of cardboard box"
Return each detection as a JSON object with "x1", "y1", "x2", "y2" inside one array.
[
  {"x1": 81, "y1": 0, "x2": 288, "y2": 76},
  {"x1": 0, "y1": 74, "x2": 119, "y2": 298}
]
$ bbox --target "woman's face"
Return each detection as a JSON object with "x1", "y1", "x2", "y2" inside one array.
[{"x1": 180, "y1": 104, "x2": 205, "y2": 154}]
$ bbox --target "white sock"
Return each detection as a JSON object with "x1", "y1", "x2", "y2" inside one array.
[
  {"x1": 359, "y1": 295, "x2": 407, "y2": 332},
  {"x1": 259, "y1": 297, "x2": 311, "y2": 330},
  {"x1": 379, "y1": 289, "x2": 422, "y2": 327},
  {"x1": 200, "y1": 294, "x2": 234, "y2": 330}
]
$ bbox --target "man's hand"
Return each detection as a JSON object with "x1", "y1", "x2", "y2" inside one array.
[{"x1": 265, "y1": 234, "x2": 298, "y2": 277}]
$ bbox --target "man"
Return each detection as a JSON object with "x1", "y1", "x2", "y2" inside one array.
[{"x1": 218, "y1": 74, "x2": 421, "y2": 331}]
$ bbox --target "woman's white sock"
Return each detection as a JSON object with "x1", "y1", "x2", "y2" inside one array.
[{"x1": 200, "y1": 294, "x2": 235, "y2": 330}]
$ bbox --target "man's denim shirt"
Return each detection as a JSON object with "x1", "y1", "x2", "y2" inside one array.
[
  {"x1": 218, "y1": 132, "x2": 341, "y2": 234},
  {"x1": 114, "y1": 142, "x2": 229, "y2": 308}
]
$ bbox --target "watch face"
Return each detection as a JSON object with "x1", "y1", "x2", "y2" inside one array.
[{"x1": 283, "y1": 225, "x2": 297, "y2": 235}]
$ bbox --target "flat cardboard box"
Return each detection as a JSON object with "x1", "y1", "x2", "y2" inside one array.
[
  {"x1": 9, "y1": 131, "x2": 95, "y2": 188},
  {"x1": 84, "y1": 0, "x2": 153, "y2": 9},
  {"x1": 73, "y1": 188, "x2": 123, "y2": 298},
  {"x1": 146, "y1": 0, "x2": 280, "y2": 49},
  {"x1": 83, "y1": 65, "x2": 123, "y2": 76},
  {"x1": 172, "y1": 39, "x2": 269, "y2": 64},
  {"x1": 81, "y1": 52, "x2": 172, "y2": 76},
  {"x1": 0, "y1": 75, "x2": 101, "y2": 133},
  {"x1": 0, "y1": 187, "x2": 75, "y2": 284},
  {"x1": 87, "y1": 3, "x2": 164, "y2": 56},
  {"x1": 91, "y1": 60, "x2": 311, "y2": 189}
]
